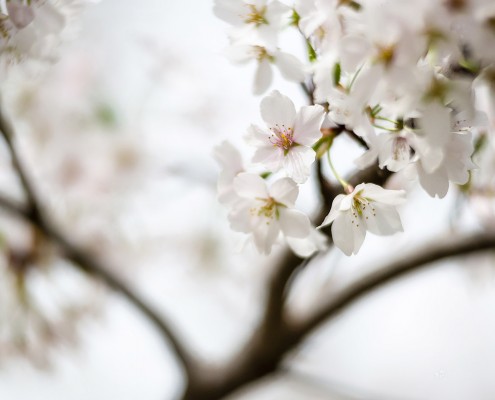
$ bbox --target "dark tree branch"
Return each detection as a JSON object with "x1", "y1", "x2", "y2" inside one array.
[
  {"x1": 0, "y1": 107, "x2": 199, "y2": 388},
  {"x1": 291, "y1": 229, "x2": 495, "y2": 338},
  {"x1": 184, "y1": 228, "x2": 495, "y2": 400},
  {"x1": 315, "y1": 159, "x2": 334, "y2": 211}
]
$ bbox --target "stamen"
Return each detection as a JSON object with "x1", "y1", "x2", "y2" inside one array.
[
  {"x1": 268, "y1": 125, "x2": 295, "y2": 152},
  {"x1": 243, "y1": 4, "x2": 267, "y2": 26}
]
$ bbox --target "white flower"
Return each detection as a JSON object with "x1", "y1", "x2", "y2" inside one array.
[
  {"x1": 213, "y1": 0, "x2": 289, "y2": 45},
  {"x1": 228, "y1": 173, "x2": 312, "y2": 255},
  {"x1": 213, "y1": 141, "x2": 245, "y2": 205},
  {"x1": 320, "y1": 183, "x2": 406, "y2": 256},
  {"x1": 225, "y1": 44, "x2": 305, "y2": 95},
  {"x1": 0, "y1": 0, "x2": 98, "y2": 72},
  {"x1": 355, "y1": 131, "x2": 414, "y2": 173},
  {"x1": 247, "y1": 90, "x2": 325, "y2": 183},
  {"x1": 415, "y1": 132, "x2": 475, "y2": 198},
  {"x1": 295, "y1": 0, "x2": 343, "y2": 53},
  {"x1": 286, "y1": 227, "x2": 328, "y2": 258}
]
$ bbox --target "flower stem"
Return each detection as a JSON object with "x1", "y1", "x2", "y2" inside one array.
[
  {"x1": 347, "y1": 64, "x2": 363, "y2": 92},
  {"x1": 327, "y1": 149, "x2": 351, "y2": 191}
]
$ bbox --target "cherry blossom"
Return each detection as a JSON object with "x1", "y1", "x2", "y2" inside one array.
[
  {"x1": 320, "y1": 184, "x2": 406, "y2": 256},
  {"x1": 213, "y1": 140, "x2": 245, "y2": 205},
  {"x1": 415, "y1": 132, "x2": 476, "y2": 198},
  {"x1": 215, "y1": 0, "x2": 494, "y2": 258},
  {"x1": 246, "y1": 90, "x2": 325, "y2": 183},
  {"x1": 228, "y1": 173, "x2": 312, "y2": 255},
  {"x1": 225, "y1": 43, "x2": 305, "y2": 95},
  {"x1": 213, "y1": 0, "x2": 290, "y2": 45},
  {"x1": 0, "y1": 0, "x2": 99, "y2": 72}
]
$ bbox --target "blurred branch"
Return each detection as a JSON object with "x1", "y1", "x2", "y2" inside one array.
[
  {"x1": 0, "y1": 106, "x2": 199, "y2": 387},
  {"x1": 300, "y1": 81, "x2": 314, "y2": 104},
  {"x1": 0, "y1": 106, "x2": 41, "y2": 219}
]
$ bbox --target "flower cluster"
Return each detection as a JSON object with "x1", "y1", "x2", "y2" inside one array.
[
  {"x1": 215, "y1": 0, "x2": 494, "y2": 256},
  {"x1": 0, "y1": 0, "x2": 98, "y2": 75}
]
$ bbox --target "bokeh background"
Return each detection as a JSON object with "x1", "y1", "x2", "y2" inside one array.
[{"x1": 0, "y1": 1, "x2": 494, "y2": 399}]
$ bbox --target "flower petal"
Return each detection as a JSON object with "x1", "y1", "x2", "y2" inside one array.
[
  {"x1": 228, "y1": 200, "x2": 254, "y2": 233},
  {"x1": 292, "y1": 104, "x2": 325, "y2": 146},
  {"x1": 417, "y1": 163, "x2": 449, "y2": 198},
  {"x1": 282, "y1": 145, "x2": 315, "y2": 183},
  {"x1": 274, "y1": 51, "x2": 305, "y2": 82},
  {"x1": 319, "y1": 194, "x2": 345, "y2": 227},
  {"x1": 252, "y1": 146, "x2": 284, "y2": 171},
  {"x1": 279, "y1": 208, "x2": 311, "y2": 238},
  {"x1": 363, "y1": 203, "x2": 403, "y2": 236},
  {"x1": 233, "y1": 172, "x2": 268, "y2": 198},
  {"x1": 287, "y1": 228, "x2": 328, "y2": 257},
  {"x1": 269, "y1": 177, "x2": 298, "y2": 206},
  {"x1": 213, "y1": 0, "x2": 244, "y2": 25},
  {"x1": 260, "y1": 90, "x2": 296, "y2": 128},
  {"x1": 253, "y1": 59, "x2": 273, "y2": 95},
  {"x1": 224, "y1": 44, "x2": 255, "y2": 64},
  {"x1": 252, "y1": 218, "x2": 280, "y2": 255},
  {"x1": 331, "y1": 211, "x2": 366, "y2": 256},
  {"x1": 245, "y1": 124, "x2": 270, "y2": 146},
  {"x1": 361, "y1": 184, "x2": 406, "y2": 206}
]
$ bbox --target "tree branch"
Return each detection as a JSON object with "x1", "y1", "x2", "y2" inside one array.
[
  {"x1": 0, "y1": 107, "x2": 199, "y2": 388},
  {"x1": 0, "y1": 105, "x2": 41, "y2": 219},
  {"x1": 291, "y1": 229, "x2": 495, "y2": 340},
  {"x1": 184, "y1": 228, "x2": 495, "y2": 399}
]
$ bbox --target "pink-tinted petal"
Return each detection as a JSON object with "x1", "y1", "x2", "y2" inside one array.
[{"x1": 6, "y1": 2, "x2": 34, "y2": 29}]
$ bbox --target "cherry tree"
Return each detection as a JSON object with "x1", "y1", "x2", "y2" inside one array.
[{"x1": 0, "y1": 0, "x2": 495, "y2": 399}]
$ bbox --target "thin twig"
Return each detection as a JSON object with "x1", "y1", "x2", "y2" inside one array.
[{"x1": 0, "y1": 106, "x2": 41, "y2": 218}]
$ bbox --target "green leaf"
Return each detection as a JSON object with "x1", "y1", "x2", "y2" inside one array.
[{"x1": 333, "y1": 62, "x2": 341, "y2": 86}]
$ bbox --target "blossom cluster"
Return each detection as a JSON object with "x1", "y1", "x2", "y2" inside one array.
[
  {"x1": 0, "y1": 0, "x2": 98, "y2": 75},
  {"x1": 214, "y1": 0, "x2": 494, "y2": 256}
]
